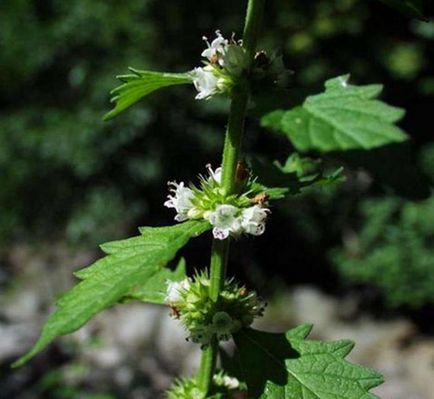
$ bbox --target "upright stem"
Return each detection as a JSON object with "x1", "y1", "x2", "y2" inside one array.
[
  {"x1": 197, "y1": 240, "x2": 230, "y2": 393},
  {"x1": 221, "y1": 0, "x2": 265, "y2": 194},
  {"x1": 197, "y1": 0, "x2": 265, "y2": 395},
  {"x1": 220, "y1": 91, "x2": 249, "y2": 195},
  {"x1": 209, "y1": 239, "x2": 230, "y2": 301}
]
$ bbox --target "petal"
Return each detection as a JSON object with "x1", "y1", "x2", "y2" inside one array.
[
  {"x1": 213, "y1": 227, "x2": 229, "y2": 240},
  {"x1": 164, "y1": 199, "x2": 174, "y2": 208},
  {"x1": 175, "y1": 214, "x2": 188, "y2": 222}
]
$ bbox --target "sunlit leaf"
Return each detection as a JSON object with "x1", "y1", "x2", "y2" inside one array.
[
  {"x1": 262, "y1": 75, "x2": 408, "y2": 152},
  {"x1": 13, "y1": 221, "x2": 210, "y2": 367},
  {"x1": 103, "y1": 68, "x2": 192, "y2": 120}
]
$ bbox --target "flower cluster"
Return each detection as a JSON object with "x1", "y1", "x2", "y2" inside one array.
[
  {"x1": 213, "y1": 371, "x2": 246, "y2": 392},
  {"x1": 190, "y1": 31, "x2": 248, "y2": 100},
  {"x1": 164, "y1": 164, "x2": 271, "y2": 240},
  {"x1": 164, "y1": 181, "x2": 196, "y2": 222},
  {"x1": 166, "y1": 272, "x2": 266, "y2": 346},
  {"x1": 167, "y1": 372, "x2": 246, "y2": 399},
  {"x1": 209, "y1": 203, "x2": 269, "y2": 240},
  {"x1": 166, "y1": 377, "x2": 204, "y2": 399}
]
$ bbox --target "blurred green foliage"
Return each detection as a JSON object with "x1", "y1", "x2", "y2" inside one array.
[
  {"x1": 331, "y1": 144, "x2": 434, "y2": 308},
  {"x1": 0, "y1": 0, "x2": 159, "y2": 245},
  {"x1": 0, "y1": 0, "x2": 433, "y2": 309},
  {"x1": 332, "y1": 196, "x2": 434, "y2": 308},
  {"x1": 379, "y1": 0, "x2": 431, "y2": 21},
  {"x1": 36, "y1": 363, "x2": 117, "y2": 399}
]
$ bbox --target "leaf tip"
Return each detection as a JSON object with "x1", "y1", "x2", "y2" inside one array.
[
  {"x1": 325, "y1": 74, "x2": 351, "y2": 90},
  {"x1": 73, "y1": 269, "x2": 85, "y2": 279},
  {"x1": 333, "y1": 339, "x2": 355, "y2": 358},
  {"x1": 138, "y1": 225, "x2": 153, "y2": 235},
  {"x1": 11, "y1": 349, "x2": 37, "y2": 369},
  {"x1": 102, "y1": 109, "x2": 117, "y2": 121},
  {"x1": 99, "y1": 242, "x2": 111, "y2": 253},
  {"x1": 128, "y1": 66, "x2": 141, "y2": 75},
  {"x1": 287, "y1": 323, "x2": 313, "y2": 340},
  {"x1": 11, "y1": 359, "x2": 23, "y2": 369}
]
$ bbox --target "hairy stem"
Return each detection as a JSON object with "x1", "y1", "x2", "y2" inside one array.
[
  {"x1": 197, "y1": 239, "x2": 230, "y2": 393},
  {"x1": 209, "y1": 239, "x2": 231, "y2": 301},
  {"x1": 221, "y1": 0, "x2": 265, "y2": 193},
  {"x1": 197, "y1": 0, "x2": 265, "y2": 395}
]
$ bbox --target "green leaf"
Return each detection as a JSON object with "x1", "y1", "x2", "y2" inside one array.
[
  {"x1": 262, "y1": 75, "x2": 408, "y2": 152},
  {"x1": 103, "y1": 68, "x2": 192, "y2": 121},
  {"x1": 378, "y1": 0, "x2": 429, "y2": 21},
  {"x1": 251, "y1": 154, "x2": 344, "y2": 199},
  {"x1": 13, "y1": 221, "x2": 210, "y2": 367},
  {"x1": 230, "y1": 325, "x2": 384, "y2": 398},
  {"x1": 124, "y1": 257, "x2": 187, "y2": 304},
  {"x1": 260, "y1": 110, "x2": 286, "y2": 133}
]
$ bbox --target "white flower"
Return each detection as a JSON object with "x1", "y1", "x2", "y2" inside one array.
[
  {"x1": 201, "y1": 31, "x2": 247, "y2": 74},
  {"x1": 222, "y1": 376, "x2": 241, "y2": 390},
  {"x1": 164, "y1": 181, "x2": 196, "y2": 222},
  {"x1": 213, "y1": 373, "x2": 241, "y2": 390},
  {"x1": 192, "y1": 30, "x2": 247, "y2": 100},
  {"x1": 191, "y1": 66, "x2": 219, "y2": 100},
  {"x1": 241, "y1": 205, "x2": 270, "y2": 236},
  {"x1": 206, "y1": 164, "x2": 222, "y2": 185},
  {"x1": 207, "y1": 204, "x2": 242, "y2": 240},
  {"x1": 165, "y1": 279, "x2": 190, "y2": 304},
  {"x1": 207, "y1": 204, "x2": 270, "y2": 239},
  {"x1": 201, "y1": 30, "x2": 228, "y2": 66}
]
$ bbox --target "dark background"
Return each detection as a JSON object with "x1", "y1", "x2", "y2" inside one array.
[{"x1": 1, "y1": 0, "x2": 433, "y2": 397}]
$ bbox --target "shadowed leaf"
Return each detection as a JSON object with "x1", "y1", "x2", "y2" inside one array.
[{"x1": 228, "y1": 324, "x2": 384, "y2": 398}]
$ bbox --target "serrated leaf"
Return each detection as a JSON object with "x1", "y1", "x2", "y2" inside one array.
[
  {"x1": 230, "y1": 324, "x2": 384, "y2": 399},
  {"x1": 103, "y1": 68, "x2": 192, "y2": 120},
  {"x1": 261, "y1": 110, "x2": 286, "y2": 132},
  {"x1": 125, "y1": 257, "x2": 187, "y2": 304},
  {"x1": 262, "y1": 75, "x2": 408, "y2": 152},
  {"x1": 13, "y1": 221, "x2": 210, "y2": 367},
  {"x1": 379, "y1": 0, "x2": 429, "y2": 20},
  {"x1": 251, "y1": 154, "x2": 344, "y2": 199}
]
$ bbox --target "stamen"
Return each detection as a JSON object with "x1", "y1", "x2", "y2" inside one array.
[{"x1": 202, "y1": 35, "x2": 210, "y2": 47}]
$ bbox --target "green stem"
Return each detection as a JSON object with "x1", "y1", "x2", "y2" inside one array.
[
  {"x1": 197, "y1": 240, "x2": 229, "y2": 393},
  {"x1": 221, "y1": 0, "x2": 265, "y2": 194},
  {"x1": 198, "y1": 343, "x2": 218, "y2": 394},
  {"x1": 243, "y1": 0, "x2": 265, "y2": 62},
  {"x1": 221, "y1": 91, "x2": 249, "y2": 195},
  {"x1": 209, "y1": 239, "x2": 230, "y2": 301},
  {"x1": 197, "y1": 0, "x2": 265, "y2": 395}
]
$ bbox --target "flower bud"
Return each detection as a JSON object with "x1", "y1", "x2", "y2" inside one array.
[{"x1": 165, "y1": 272, "x2": 266, "y2": 346}]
